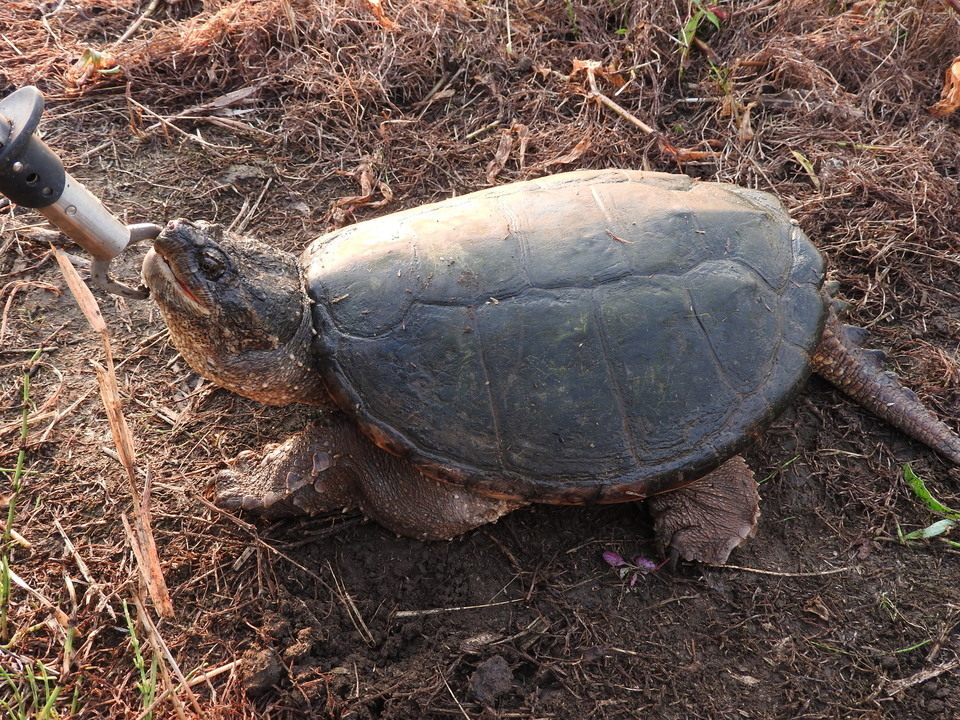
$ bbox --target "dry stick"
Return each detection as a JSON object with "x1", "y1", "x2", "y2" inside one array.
[
  {"x1": 884, "y1": 657, "x2": 960, "y2": 697},
  {"x1": 228, "y1": 177, "x2": 273, "y2": 235},
  {"x1": 126, "y1": 97, "x2": 237, "y2": 151},
  {"x1": 8, "y1": 568, "x2": 69, "y2": 627},
  {"x1": 131, "y1": 86, "x2": 271, "y2": 145},
  {"x1": 52, "y1": 248, "x2": 174, "y2": 618},
  {"x1": 442, "y1": 674, "x2": 473, "y2": 720},
  {"x1": 176, "y1": 114, "x2": 277, "y2": 141},
  {"x1": 394, "y1": 599, "x2": 523, "y2": 619},
  {"x1": 134, "y1": 661, "x2": 240, "y2": 720},
  {"x1": 717, "y1": 564, "x2": 855, "y2": 578},
  {"x1": 112, "y1": 0, "x2": 160, "y2": 45},
  {"x1": 582, "y1": 64, "x2": 719, "y2": 162},
  {"x1": 464, "y1": 120, "x2": 501, "y2": 141},
  {"x1": 279, "y1": 0, "x2": 300, "y2": 48},
  {"x1": 0, "y1": 522, "x2": 30, "y2": 548},
  {"x1": 53, "y1": 519, "x2": 94, "y2": 585},
  {"x1": 131, "y1": 592, "x2": 204, "y2": 718},
  {"x1": 585, "y1": 65, "x2": 657, "y2": 135}
]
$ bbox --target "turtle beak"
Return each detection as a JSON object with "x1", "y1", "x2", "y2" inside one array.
[
  {"x1": 142, "y1": 221, "x2": 216, "y2": 317},
  {"x1": 142, "y1": 247, "x2": 212, "y2": 316},
  {"x1": 156, "y1": 248, "x2": 203, "y2": 306}
]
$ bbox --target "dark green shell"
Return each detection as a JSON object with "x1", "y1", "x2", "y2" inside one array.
[{"x1": 303, "y1": 170, "x2": 825, "y2": 503}]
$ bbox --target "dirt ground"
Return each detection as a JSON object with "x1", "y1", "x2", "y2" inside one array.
[{"x1": 2, "y1": 1, "x2": 960, "y2": 718}]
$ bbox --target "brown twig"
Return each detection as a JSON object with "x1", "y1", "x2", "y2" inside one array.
[
  {"x1": 717, "y1": 564, "x2": 855, "y2": 577},
  {"x1": 53, "y1": 248, "x2": 174, "y2": 618},
  {"x1": 883, "y1": 657, "x2": 960, "y2": 697},
  {"x1": 584, "y1": 63, "x2": 656, "y2": 135},
  {"x1": 131, "y1": 593, "x2": 204, "y2": 718},
  {"x1": 113, "y1": 0, "x2": 161, "y2": 45}
]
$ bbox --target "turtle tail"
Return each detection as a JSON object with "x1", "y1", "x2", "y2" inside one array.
[{"x1": 811, "y1": 305, "x2": 960, "y2": 464}]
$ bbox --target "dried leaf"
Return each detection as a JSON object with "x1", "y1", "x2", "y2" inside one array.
[
  {"x1": 538, "y1": 137, "x2": 592, "y2": 170},
  {"x1": 738, "y1": 100, "x2": 758, "y2": 143},
  {"x1": 485, "y1": 130, "x2": 514, "y2": 183},
  {"x1": 571, "y1": 58, "x2": 602, "y2": 75},
  {"x1": 803, "y1": 595, "x2": 831, "y2": 621},
  {"x1": 333, "y1": 158, "x2": 394, "y2": 214},
  {"x1": 513, "y1": 123, "x2": 530, "y2": 170},
  {"x1": 571, "y1": 58, "x2": 625, "y2": 89},
  {"x1": 366, "y1": 0, "x2": 396, "y2": 31},
  {"x1": 659, "y1": 139, "x2": 721, "y2": 163},
  {"x1": 460, "y1": 632, "x2": 505, "y2": 654},
  {"x1": 928, "y1": 55, "x2": 960, "y2": 117},
  {"x1": 65, "y1": 48, "x2": 123, "y2": 97}
]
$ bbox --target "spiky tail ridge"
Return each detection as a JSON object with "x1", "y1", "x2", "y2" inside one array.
[{"x1": 811, "y1": 308, "x2": 960, "y2": 465}]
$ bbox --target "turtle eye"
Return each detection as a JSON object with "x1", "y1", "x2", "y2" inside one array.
[{"x1": 198, "y1": 248, "x2": 228, "y2": 279}]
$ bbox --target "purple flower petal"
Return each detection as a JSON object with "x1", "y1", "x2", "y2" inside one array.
[
  {"x1": 633, "y1": 556, "x2": 658, "y2": 573},
  {"x1": 602, "y1": 550, "x2": 627, "y2": 567}
]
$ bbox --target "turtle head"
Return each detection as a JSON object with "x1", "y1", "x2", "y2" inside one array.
[{"x1": 142, "y1": 219, "x2": 328, "y2": 406}]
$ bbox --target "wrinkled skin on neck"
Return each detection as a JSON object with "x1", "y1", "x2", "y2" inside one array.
[{"x1": 141, "y1": 219, "x2": 328, "y2": 406}]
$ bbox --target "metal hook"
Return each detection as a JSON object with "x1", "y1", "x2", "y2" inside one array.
[{"x1": 89, "y1": 223, "x2": 163, "y2": 299}]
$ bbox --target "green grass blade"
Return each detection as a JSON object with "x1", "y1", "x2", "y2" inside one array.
[
  {"x1": 904, "y1": 465, "x2": 960, "y2": 519},
  {"x1": 901, "y1": 519, "x2": 957, "y2": 541}
]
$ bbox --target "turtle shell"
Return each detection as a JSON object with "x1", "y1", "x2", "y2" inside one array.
[{"x1": 302, "y1": 169, "x2": 825, "y2": 503}]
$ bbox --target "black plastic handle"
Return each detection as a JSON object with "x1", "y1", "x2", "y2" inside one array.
[
  {"x1": 0, "y1": 86, "x2": 67, "y2": 208},
  {"x1": 0, "y1": 86, "x2": 155, "y2": 300}
]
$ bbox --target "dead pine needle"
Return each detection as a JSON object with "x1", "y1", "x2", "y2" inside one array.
[
  {"x1": 53, "y1": 248, "x2": 174, "y2": 618},
  {"x1": 394, "y1": 599, "x2": 523, "y2": 618},
  {"x1": 8, "y1": 567, "x2": 70, "y2": 628},
  {"x1": 717, "y1": 564, "x2": 855, "y2": 578},
  {"x1": 443, "y1": 673, "x2": 473, "y2": 720},
  {"x1": 130, "y1": 592, "x2": 204, "y2": 718},
  {"x1": 325, "y1": 561, "x2": 375, "y2": 646}
]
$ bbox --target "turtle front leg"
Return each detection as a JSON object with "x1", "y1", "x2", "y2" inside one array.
[
  {"x1": 214, "y1": 412, "x2": 524, "y2": 540},
  {"x1": 646, "y1": 456, "x2": 759, "y2": 565}
]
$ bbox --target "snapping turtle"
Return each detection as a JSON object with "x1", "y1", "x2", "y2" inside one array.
[{"x1": 142, "y1": 169, "x2": 960, "y2": 564}]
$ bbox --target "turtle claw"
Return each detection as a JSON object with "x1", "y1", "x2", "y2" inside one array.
[
  {"x1": 212, "y1": 469, "x2": 268, "y2": 513},
  {"x1": 665, "y1": 545, "x2": 681, "y2": 573},
  {"x1": 211, "y1": 484, "x2": 244, "y2": 512}
]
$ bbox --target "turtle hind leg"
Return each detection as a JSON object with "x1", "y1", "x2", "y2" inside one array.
[
  {"x1": 646, "y1": 456, "x2": 759, "y2": 565},
  {"x1": 215, "y1": 412, "x2": 523, "y2": 540},
  {"x1": 812, "y1": 307, "x2": 960, "y2": 464}
]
